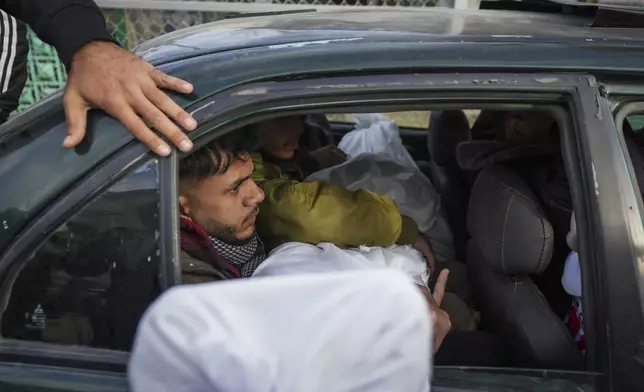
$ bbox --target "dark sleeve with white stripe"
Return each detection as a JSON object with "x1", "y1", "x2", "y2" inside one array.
[
  {"x1": 0, "y1": 0, "x2": 117, "y2": 70},
  {"x1": 0, "y1": 11, "x2": 27, "y2": 121}
]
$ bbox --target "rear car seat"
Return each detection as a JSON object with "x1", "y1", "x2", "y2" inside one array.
[
  {"x1": 427, "y1": 110, "x2": 471, "y2": 260},
  {"x1": 466, "y1": 164, "x2": 583, "y2": 369}
]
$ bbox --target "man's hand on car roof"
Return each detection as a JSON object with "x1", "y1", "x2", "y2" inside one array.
[{"x1": 61, "y1": 41, "x2": 197, "y2": 156}]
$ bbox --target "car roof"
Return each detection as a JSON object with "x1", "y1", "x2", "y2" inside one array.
[
  {"x1": 4, "y1": 7, "x2": 644, "y2": 255},
  {"x1": 134, "y1": 8, "x2": 644, "y2": 65}
]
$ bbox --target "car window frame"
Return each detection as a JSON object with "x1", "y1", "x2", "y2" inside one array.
[
  {"x1": 168, "y1": 72, "x2": 619, "y2": 389},
  {"x1": 0, "y1": 72, "x2": 630, "y2": 387},
  {"x1": 0, "y1": 141, "x2": 176, "y2": 371}
]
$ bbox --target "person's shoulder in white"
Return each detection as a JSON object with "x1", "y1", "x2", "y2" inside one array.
[{"x1": 128, "y1": 270, "x2": 432, "y2": 392}]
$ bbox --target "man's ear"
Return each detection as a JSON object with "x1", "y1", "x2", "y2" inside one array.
[{"x1": 178, "y1": 195, "x2": 192, "y2": 219}]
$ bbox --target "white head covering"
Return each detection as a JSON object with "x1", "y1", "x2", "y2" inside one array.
[{"x1": 128, "y1": 270, "x2": 432, "y2": 392}]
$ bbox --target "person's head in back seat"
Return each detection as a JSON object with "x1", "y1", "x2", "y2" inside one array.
[
  {"x1": 497, "y1": 110, "x2": 557, "y2": 146},
  {"x1": 252, "y1": 115, "x2": 346, "y2": 181},
  {"x1": 472, "y1": 110, "x2": 556, "y2": 146},
  {"x1": 178, "y1": 135, "x2": 267, "y2": 283},
  {"x1": 257, "y1": 116, "x2": 305, "y2": 161}
]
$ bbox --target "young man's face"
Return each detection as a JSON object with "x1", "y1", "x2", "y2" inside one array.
[
  {"x1": 257, "y1": 117, "x2": 305, "y2": 160},
  {"x1": 179, "y1": 154, "x2": 265, "y2": 243}
]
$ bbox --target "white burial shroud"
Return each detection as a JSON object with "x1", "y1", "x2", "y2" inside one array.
[
  {"x1": 128, "y1": 269, "x2": 432, "y2": 392},
  {"x1": 253, "y1": 241, "x2": 430, "y2": 286}
]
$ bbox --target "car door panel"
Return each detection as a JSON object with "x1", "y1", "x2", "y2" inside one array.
[
  {"x1": 0, "y1": 362, "x2": 127, "y2": 392},
  {"x1": 0, "y1": 72, "x2": 631, "y2": 391}
]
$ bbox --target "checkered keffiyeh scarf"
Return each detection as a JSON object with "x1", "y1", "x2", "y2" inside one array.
[{"x1": 210, "y1": 234, "x2": 266, "y2": 278}]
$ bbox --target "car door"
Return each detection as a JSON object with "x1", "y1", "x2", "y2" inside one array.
[
  {"x1": 602, "y1": 91, "x2": 644, "y2": 391},
  {"x1": 0, "y1": 70, "x2": 637, "y2": 391},
  {"x1": 158, "y1": 71, "x2": 632, "y2": 391},
  {"x1": 0, "y1": 112, "x2": 176, "y2": 389},
  {"x1": 0, "y1": 361, "x2": 128, "y2": 392}
]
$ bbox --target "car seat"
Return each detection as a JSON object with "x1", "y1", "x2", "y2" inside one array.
[
  {"x1": 301, "y1": 114, "x2": 334, "y2": 151},
  {"x1": 466, "y1": 163, "x2": 584, "y2": 370},
  {"x1": 427, "y1": 110, "x2": 471, "y2": 260},
  {"x1": 457, "y1": 121, "x2": 574, "y2": 317}
]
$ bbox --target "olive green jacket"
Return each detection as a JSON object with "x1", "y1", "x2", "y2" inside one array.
[{"x1": 251, "y1": 151, "x2": 418, "y2": 250}]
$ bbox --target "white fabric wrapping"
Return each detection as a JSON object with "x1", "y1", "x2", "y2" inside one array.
[
  {"x1": 128, "y1": 270, "x2": 432, "y2": 392},
  {"x1": 306, "y1": 154, "x2": 455, "y2": 264},
  {"x1": 253, "y1": 242, "x2": 430, "y2": 287},
  {"x1": 561, "y1": 251, "x2": 582, "y2": 298},
  {"x1": 338, "y1": 113, "x2": 418, "y2": 169}
]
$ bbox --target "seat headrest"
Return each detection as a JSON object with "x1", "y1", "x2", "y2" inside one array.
[
  {"x1": 467, "y1": 165, "x2": 554, "y2": 275},
  {"x1": 427, "y1": 110, "x2": 470, "y2": 166},
  {"x1": 470, "y1": 110, "x2": 502, "y2": 140}
]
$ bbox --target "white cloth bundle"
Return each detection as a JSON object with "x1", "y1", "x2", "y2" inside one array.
[
  {"x1": 253, "y1": 241, "x2": 430, "y2": 287},
  {"x1": 337, "y1": 113, "x2": 418, "y2": 169},
  {"x1": 128, "y1": 270, "x2": 432, "y2": 392}
]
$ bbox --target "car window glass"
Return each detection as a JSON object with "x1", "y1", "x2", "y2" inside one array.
[{"x1": 0, "y1": 159, "x2": 160, "y2": 352}]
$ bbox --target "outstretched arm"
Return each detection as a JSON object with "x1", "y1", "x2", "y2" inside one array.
[{"x1": 1, "y1": 0, "x2": 114, "y2": 68}]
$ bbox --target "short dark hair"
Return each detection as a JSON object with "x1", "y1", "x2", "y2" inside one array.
[{"x1": 179, "y1": 131, "x2": 253, "y2": 187}]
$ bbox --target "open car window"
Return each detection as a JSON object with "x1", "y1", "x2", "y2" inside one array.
[{"x1": 162, "y1": 72, "x2": 634, "y2": 390}]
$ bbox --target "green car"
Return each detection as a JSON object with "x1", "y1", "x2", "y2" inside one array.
[{"x1": 1, "y1": 2, "x2": 644, "y2": 391}]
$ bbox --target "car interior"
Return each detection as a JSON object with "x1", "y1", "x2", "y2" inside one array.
[
  {"x1": 235, "y1": 107, "x2": 587, "y2": 370},
  {"x1": 6, "y1": 104, "x2": 644, "y2": 374}
]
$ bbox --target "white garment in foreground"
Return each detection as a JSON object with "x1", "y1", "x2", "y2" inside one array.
[
  {"x1": 129, "y1": 270, "x2": 432, "y2": 392},
  {"x1": 253, "y1": 242, "x2": 430, "y2": 286}
]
